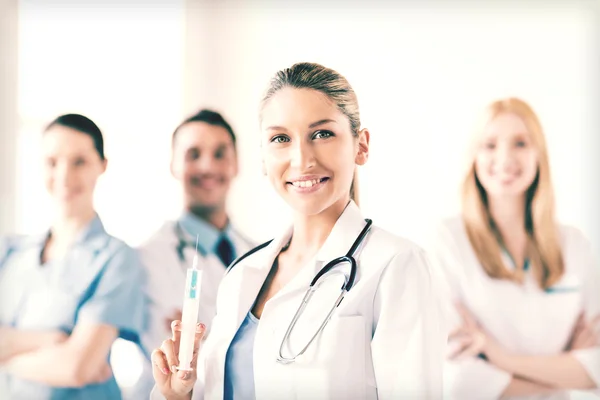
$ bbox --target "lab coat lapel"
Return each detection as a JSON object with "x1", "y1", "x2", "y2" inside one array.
[
  {"x1": 234, "y1": 226, "x2": 293, "y2": 326},
  {"x1": 267, "y1": 201, "x2": 370, "y2": 307}
]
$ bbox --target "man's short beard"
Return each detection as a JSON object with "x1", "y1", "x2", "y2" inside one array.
[{"x1": 187, "y1": 203, "x2": 222, "y2": 218}]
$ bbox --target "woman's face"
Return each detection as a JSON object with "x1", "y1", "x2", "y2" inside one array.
[
  {"x1": 474, "y1": 112, "x2": 539, "y2": 200},
  {"x1": 260, "y1": 87, "x2": 369, "y2": 216},
  {"x1": 42, "y1": 125, "x2": 106, "y2": 216}
]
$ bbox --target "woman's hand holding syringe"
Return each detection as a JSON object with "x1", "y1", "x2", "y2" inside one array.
[
  {"x1": 152, "y1": 234, "x2": 205, "y2": 399},
  {"x1": 151, "y1": 320, "x2": 206, "y2": 400}
]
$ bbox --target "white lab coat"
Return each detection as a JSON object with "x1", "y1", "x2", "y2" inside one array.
[
  {"x1": 121, "y1": 221, "x2": 254, "y2": 400},
  {"x1": 139, "y1": 220, "x2": 255, "y2": 349},
  {"x1": 150, "y1": 201, "x2": 448, "y2": 400},
  {"x1": 429, "y1": 216, "x2": 600, "y2": 400}
]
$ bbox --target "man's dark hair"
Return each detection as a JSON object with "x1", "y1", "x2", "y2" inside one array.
[{"x1": 172, "y1": 109, "x2": 236, "y2": 148}]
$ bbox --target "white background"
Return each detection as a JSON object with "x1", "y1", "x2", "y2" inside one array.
[
  {"x1": 16, "y1": 0, "x2": 599, "y2": 250},
  {"x1": 8, "y1": 0, "x2": 600, "y2": 395}
]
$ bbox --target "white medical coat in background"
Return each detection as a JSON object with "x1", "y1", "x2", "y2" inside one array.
[
  {"x1": 139, "y1": 220, "x2": 254, "y2": 349},
  {"x1": 118, "y1": 220, "x2": 253, "y2": 400},
  {"x1": 151, "y1": 200, "x2": 448, "y2": 400},
  {"x1": 429, "y1": 216, "x2": 600, "y2": 400}
]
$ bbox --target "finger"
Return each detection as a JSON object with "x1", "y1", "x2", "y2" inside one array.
[
  {"x1": 160, "y1": 338, "x2": 179, "y2": 374},
  {"x1": 171, "y1": 320, "x2": 182, "y2": 355},
  {"x1": 590, "y1": 315, "x2": 600, "y2": 334},
  {"x1": 164, "y1": 320, "x2": 173, "y2": 333},
  {"x1": 582, "y1": 335, "x2": 597, "y2": 348},
  {"x1": 456, "y1": 340, "x2": 483, "y2": 360},
  {"x1": 169, "y1": 368, "x2": 198, "y2": 398},
  {"x1": 579, "y1": 327, "x2": 597, "y2": 347},
  {"x1": 448, "y1": 327, "x2": 469, "y2": 341},
  {"x1": 455, "y1": 303, "x2": 477, "y2": 328},
  {"x1": 172, "y1": 332, "x2": 203, "y2": 395},
  {"x1": 448, "y1": 336, "x2": 473, "y2": 360},
  {"x1": 99, "y1": 364, "x2": 113, "y2": 382},
  {"x1": 455, "y1": 331, "x2": 485, "y2": 360},
  {"x1": 573, "y1": 313, "x2": 586, "y2": 334},
  {"x1": 191, "y1": 323, "x2": 207, "y2": 367},
  {"x1": 151, "y1": 348, "x2": 171, "y2": 384},
  {"x1": 91, "y1": 364, "x2": 112, "y2": 384}
]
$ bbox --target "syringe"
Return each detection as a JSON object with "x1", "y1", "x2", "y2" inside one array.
[{"x1": 177, "y1": 235, "x2": 202, "y2": 371}]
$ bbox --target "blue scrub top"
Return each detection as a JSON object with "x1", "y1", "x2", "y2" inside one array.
[
  {"x1": 0, "y1": 215, "x2": 148, "y2": 400},
  {"x1": 224, "y1": 311, "x2": 259, "y2": 400}
]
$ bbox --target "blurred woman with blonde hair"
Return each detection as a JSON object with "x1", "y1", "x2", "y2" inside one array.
[{"x1": 430, "y1": 97, "x2": 600, "y2": 399}]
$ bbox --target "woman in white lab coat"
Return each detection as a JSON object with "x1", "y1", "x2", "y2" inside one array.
[
  {"x1": 149, "y1": 62, "x2": 448, "y2": 400},
  {"x1": 430, "y1": 98, "x2": 600, "y2": 399}
]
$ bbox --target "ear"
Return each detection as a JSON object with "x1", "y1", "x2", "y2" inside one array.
[
  {"x1": 355, "y1": 128, "x2": 370, "y2": 166},
  {"x1": 233, "y1": 151, "x2": 240, "y2": 178},
  {"x1": 100, "y1": 158, "x2": 108, "y2": 174},
  {"x1": 169, "y1": 156, "x2": 177, "y2": 179}
]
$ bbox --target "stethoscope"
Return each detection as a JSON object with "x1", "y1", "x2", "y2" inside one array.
[
  {"x1": 276, "y1": 218, "x2": 373, "y2": 364},
  {"x1": 174, "y1": 222, "x2": 206, "y2": 265}
]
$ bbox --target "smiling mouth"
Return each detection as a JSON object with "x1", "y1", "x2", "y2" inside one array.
[
  {"x1": 287, "y1": 177, "x2": 329, "y2": 188},
  {"x1": 190, "y1": 176, "x2": 224, "y2": 189}
]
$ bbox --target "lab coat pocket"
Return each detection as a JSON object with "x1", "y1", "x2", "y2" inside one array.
[{"x1": 291, "y1": 314, "x2": 371, "y2": 400}]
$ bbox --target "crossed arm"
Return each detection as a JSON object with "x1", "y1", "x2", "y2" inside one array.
[
  {"x1": 449, "y1": 304, "x2": 599, "y2": 397},
  {"x1": 1, "y1": 323, "x2": 117, "y2": 387},
  {"x1": 0, "y1": 326, "x2": 68, "y2": 362}
]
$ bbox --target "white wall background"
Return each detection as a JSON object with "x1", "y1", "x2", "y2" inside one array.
[
  {"x1": 0, "y1": 0, "x2": 18, "y2": 235},
  {"x1": 16, "y1": 1, "x2": 186, "y2": 245},
  {"x1": 16, "y1": 0, "x2": 599, "y2": 250},
  {"x1": 182, "y1": 0, "x2": 600, "y2": 249}
]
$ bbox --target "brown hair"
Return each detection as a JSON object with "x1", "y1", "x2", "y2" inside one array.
[{"x1": 260, "y1": 62, "x2": 361, "y2": 205}]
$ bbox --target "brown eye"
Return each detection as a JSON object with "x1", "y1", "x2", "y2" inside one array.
[
  {"x1": 215, "y1": 145, "x2": 228, "y2": 159},
  {"x1": 73, "y1": 157, "x2": 86, "y2": 167},
  {"x1": 186, "y1": 148, "x2": 200, "y2": 161}
]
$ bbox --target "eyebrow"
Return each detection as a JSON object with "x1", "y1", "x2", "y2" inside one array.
[
  {"x1": 183, "y1": 142, "x2": 232, "y2": 152},
  {"x1": 265, "y1": 119, "x2": 337, "y2": 132}
]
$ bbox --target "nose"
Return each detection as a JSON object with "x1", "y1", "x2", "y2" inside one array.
[
  {"x1": 290, "y1": 140, "x2": 315, "y2": 170},
  {"x1": 195, "y1": 154, "x2": 219, "y2": 172},
  {"x1": 54, "y1": 161, "x2": 76, "y2": 186},
  {"x1": 494, "y1": 143, "x2": 516, "y2": 171}
]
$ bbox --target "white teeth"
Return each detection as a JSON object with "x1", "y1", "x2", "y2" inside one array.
[{"x1": 292, "y1": 179, "x2": 321, "y2": 187}]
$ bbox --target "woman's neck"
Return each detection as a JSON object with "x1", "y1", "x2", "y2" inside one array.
[
  {"x1": 285, "y1": 197, "x2": 350, "y2": 261},
  {"x1": 487, "y1": 195, "x2": 528, "y2": 264},
  {"x1": 488, "y1": 195, "x2": 526, "y2": 236},
  {"x1": 51, "y1": 208, "x2": 96, "y2": 244},
  {"x1": 43, "y1": 208, "x2": 96, "y2": 263}
]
